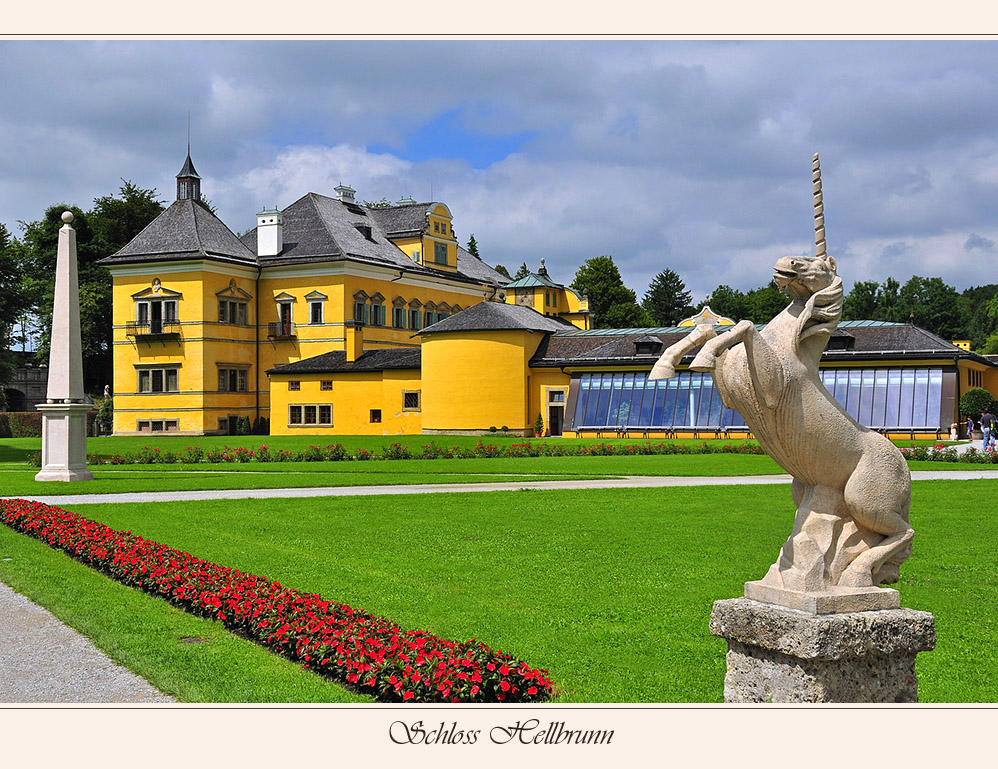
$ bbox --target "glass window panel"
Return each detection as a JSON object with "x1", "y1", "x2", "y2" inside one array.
[
  {"x1": 696, "y1": 374, "x2": 714, "y2": 427},
  {"x1": 237, "y1": 303, "x2": 247, "y2": 325},
  {"x1": 898, "y1": 369, "x2": 916, "y2": 428},
  {"x1": 844, "y1": 370, "x2": 862, "y2": 420},
  {"x1": 592, "y1": 374, "x2": 612, "y2": 426},
  {"x1": 304, "y1": 405, "x2": 317, "y2": 424},
  {"x1": 858, "y1": 370, "x2": 875, "y2": 426},
  {"x1": 605, "y1": 373, "x2": 624, "y2": 426},
  {"x1": 639, "y1": 377, "x2": 656, "y2": 426},
  {"x1": 832, "y1": 370, "x2": 849, "y2": 408},
  {"x1": 151, "y1": 370, "x2": 163, "y2": 392},
  {"x1": 871, "y1": 369, "x2": 888, "y2": 427},
  {"x1": 617, "y1": 373, "x2": 636, "y2": 425},
  {"x1": 289, "y1": 406, "x2": 302, "y2": 425},
  {"x1": 885, "y1": 370, "x2": 902, "y2": 427},
  {"x1": 138, "y1": 370, "x2": 150, "y2": 392},
  {"x1": 574, "y1": 376, "x2": 591, "y2": 427},
  {"x1": 649, "y1": 378, "x2": 669, "y2": 426},
  {"x1": 912, "y1": 369, "x2": 930, "y2": 427},
  {"x1": 166, "y1": 369, "x2": 178, "y2": 392},
  {"x1": 583, "y1": 375, "x2": 601, "y2": 425},
  {"x1": 319, "y1": 405, "x2": 331, "y2": 424},
  {"x1": 926, "y1": 369, "x2": 943, "y2": 429},
  {"x1": 673, "y1": 374, "x2": 691, "y2": 426},
  {"x1": 706, "y1": 375, "x2": 724, "y2": 427}
]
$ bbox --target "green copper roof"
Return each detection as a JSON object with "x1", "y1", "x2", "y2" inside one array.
[{"x1": 505, "y1": 272, "x2": 562, "y2": 289}]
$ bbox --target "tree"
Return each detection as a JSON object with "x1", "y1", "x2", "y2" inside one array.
[
  {"x1": 896, "y1": 276, "x2": 963, "y2": 341},
  {"x1": 0, "y1": 223, "x2": 31, "y2": 387},
  {"x1": 466, "y1": 233, "x2": 480, "y2": 258},
  {"x1": 642, "y1": 268, "x2": 692, "y2": 327},
  {"x1": 702, "y1": 284, "x2": 747, "y2": 321},
  {"x1": 842, "y1": 280, "x2": 881, "y2": 321},
  {"x1": 744, "y1": 281, "x2": 788, "y2": 323},
  {"x1": 961, "y1": 284, "x2": 998, "y2": 351},
  {"x1": 876, "y1": 277, "x2": 901, "y2": 323},
  {"x1": 570, "y1": 255, "x2": 648, "y2": 328},
  {"x1": 20, "y1": 182, "x2": 164, "y2": 394},
  {"x1": 960, "y1": 388, "x2": 995, "y2": 418},
  {"x1": 513, "y1": 262, "x2": 531, "y2": 280},
  {"x1": 493, "y1": 264, "x2": 511, "y2": 279}
]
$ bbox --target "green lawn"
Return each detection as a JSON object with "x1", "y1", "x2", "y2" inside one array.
[{"x1": 0, "y1": 479, "x2": 993, "y2": 702}]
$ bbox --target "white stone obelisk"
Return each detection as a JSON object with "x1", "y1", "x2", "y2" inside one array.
[{"x1": 35, "y1": 211, "x2": 94, "y2": 482}]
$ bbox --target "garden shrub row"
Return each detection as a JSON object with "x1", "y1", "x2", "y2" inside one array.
[
  {"x1": 898, "y1": 444, "x2": 998, "y2": 463},
  {"x1": 28, "y1": 440, "x2": 768, "y2": 466},
  {"x1": 0, "y1": 411, "x2": 44, "y2": 438},
  {"x1": 0, "y1": 498, "x2": 553, "y2": 703}
]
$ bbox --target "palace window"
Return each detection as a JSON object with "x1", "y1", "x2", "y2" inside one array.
[
  {"x1": 288, "y1": 404, "x2": 332, "y2": 426},
  {"x1": 310, "y1": 301, "x2": 323, "y2": 324},
  {"x1": 320, "y1": 380, "x2": 332, "y2": 391},
  {"x1": 137, "y1": 367, "x2": 179, "y2": 393},
  {"x1": 370, "y1": 409, "x2": 382, "y2": 423},
  {"x1": 402, "y1": 390, "x2": 421, "y2": 412},
  {"x1": 218, "y1": 300, "x2": 248, "y2": 325},
  {"x1": 370, "y1": 303, "x2": 386, "y2": 326},
  {"x1": 409, "y1": 309, "x2": 421, "y2": 330},
  {"x1": 217, "y1": 367, "x2": 249, "y2": 393},
  {"x1": 137, "y1": 419, "x2": 178, "y2": 433},
  {"x1": 434, "y1": 242, "x2": 448, "y2": 265},
  {"x1": 288, "y1": 381, "x2": 301, "y2": 391}
]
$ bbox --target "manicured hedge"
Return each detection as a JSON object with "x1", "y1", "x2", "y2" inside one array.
[
  {"x1": 0, "y1": 498, "x2": 553, "y2": 703},
  {"x1": 28, "y1": 440, "x2": 767, "y2": 466},
  {"x1": 1, "y1": 411, "x2": 43, "y2": 438}
]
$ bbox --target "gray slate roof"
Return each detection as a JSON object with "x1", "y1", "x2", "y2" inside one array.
[
  {"x1": 531, "y1": 321, "x2": 993, "y2": 368},
  {"x1": 100, "y1": 200, "x2": 257, "y2": 266},
  {"x1": 419, "y1": 301, "x2": 573, "y2": 335},
  {"x1": 240, "y1": 193, "x2": 508, "y2": 287},
  {"x1": 267, "y1": 347, "x2": 421, "y2": 375},
  {"x1": 367, "y1": 202, "x2": 431, "y2": 239}
]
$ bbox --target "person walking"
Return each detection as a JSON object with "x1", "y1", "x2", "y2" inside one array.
[
  {"x1": 980, "y1": 409, "x2": 996, "y2": 451},
  {"x1": 966, "y1": 415, "x2": 975, "y2": 441}
]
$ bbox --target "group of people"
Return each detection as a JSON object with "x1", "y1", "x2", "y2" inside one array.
[{"x1": 967, "y1": 410, "x2": 998, "y2": 451}]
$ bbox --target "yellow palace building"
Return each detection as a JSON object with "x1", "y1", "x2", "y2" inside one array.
[{"x1": 103, "y1": 154, "x2": 997, "y2": 440}]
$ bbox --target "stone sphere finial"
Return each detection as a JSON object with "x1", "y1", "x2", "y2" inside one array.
[{"x1": 62, "y1": 211, "x2": 74, "y2": 224}]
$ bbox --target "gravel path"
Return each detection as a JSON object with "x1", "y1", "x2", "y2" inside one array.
[{"x1": 0, "y1": 581, "x2": 174, "y2": 703}]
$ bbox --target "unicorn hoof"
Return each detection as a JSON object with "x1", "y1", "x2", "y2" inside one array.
[
  {"x1": 689, "y1": 351, "x2": 715, "y2": 372},
  {"x1": 648, "y1": 362, "x2": 676, "y2": 380}
]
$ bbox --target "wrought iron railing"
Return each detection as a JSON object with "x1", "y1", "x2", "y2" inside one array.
[
  {"x1": 126, "y1": 320, "x2": 181, "y2": 337},
  {"x1": 268, "y1": 322, "x2": 295, "y2": 338}
]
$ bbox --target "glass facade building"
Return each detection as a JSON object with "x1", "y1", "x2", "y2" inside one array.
[{"x1": 569, "y1": 367, "x2": 947, "y2": 432}]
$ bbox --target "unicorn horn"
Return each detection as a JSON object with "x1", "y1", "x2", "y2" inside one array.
[{"x1": 813, "y1": 153, "x2": 826, "y2": 258}]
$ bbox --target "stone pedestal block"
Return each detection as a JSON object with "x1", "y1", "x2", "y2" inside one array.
[
  {"x1": 709, "y1": 598, "x2": 935, "y2": 703},
  {"x1": 34, "y1": 402, "x2": 94, "y2": 482}
]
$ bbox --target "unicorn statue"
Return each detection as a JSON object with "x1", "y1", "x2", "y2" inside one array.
[{"x1": 650, "y1": 155, "x2": 913, "y2": 613}]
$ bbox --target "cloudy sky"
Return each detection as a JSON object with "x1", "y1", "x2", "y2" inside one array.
[{"x1": 3, "y1": 39, "x2": 998, "y2": 301}]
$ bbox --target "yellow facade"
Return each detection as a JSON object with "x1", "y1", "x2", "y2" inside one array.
[
  {"x1": 268, "y1": 368, "x2": 423, "y2": 436},
  {"x1": 421, "y1": 330, "x2": 544, "y2": 434}
]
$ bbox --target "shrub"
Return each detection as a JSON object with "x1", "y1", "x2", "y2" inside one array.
[
  {"x1": 960, "y1": 388, "x2": 995, "y2": 418},
  {"x1": 237, "y1": 416, "x2": 252, "y2": 436},
  {"x1": 382, "y1": 442, "x2": 412, "y2": 460},
  {"x1": 533, "y1": 413, "x2": 544, "y2": 437},
  {"x1": 0, "y1": 499, "x2": 553, "y2": 704},
  {"x1": 96, "y1": 398, "x2": 113, "y2": 433},
  {"x1": 9, "y1": 411, "x2": 42, "y2": 438},
  {"x1": 0, "y1": 413, "x2": 10, "y2": 439}
]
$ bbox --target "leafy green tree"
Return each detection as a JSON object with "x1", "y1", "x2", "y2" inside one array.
[
  {"x1": 0, "y1": 223, "x2": 31, "y2": 388},
  {"x1": 493, "y1": 264, "x2": 511, "y2": 279},
  {"x1": 513, "y1": 262, "x2": 531, "y2": 280},
  {"x1": 21, "y1": 182, "x2": 164, "y2": 394},
  {"x1": 702, "y1": 284, "x2": 747, "y2": 322},
  {"x1": 842, "y1": 280, "x2": 881, "y2": 321},
  {"x1": 570, "y1": 255, "x2": 648, "y2": 328},
  {"x1": 960, "y1": 388, "x2": 995, "y2": 418},
  {"x1": 961, "y1": 284, "x2": 998, "y2": 350},
  {"x1": 897, "y1": 276, "x2": 963, "y2": 340},
  {"x1": 466, "y1": 233, "x2": 480, "y2": 258},
  {"x1": 744, "y1": 281, "x2": 788, "y2": 323},
  {"x1": 876, "y1": 277, "x2": 902, "y2": 322},
  {"x1": 642, "y1": 268, "x2": 692, "y2": 326}
]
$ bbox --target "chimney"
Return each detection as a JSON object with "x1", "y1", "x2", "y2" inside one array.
[
  {"x1": 335, "y1": 184, "x2": 356, "y2": 204},
  {"x1": 345, "y1": 320, "x2": 364, "y2": 362},
  {"x1": 256, "y1": 207, "x2": 283, "y2": 257}
]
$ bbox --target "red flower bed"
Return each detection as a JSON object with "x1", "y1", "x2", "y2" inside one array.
[{"x1": 0, "y1": 499, "x2": 553, "y2": 703}]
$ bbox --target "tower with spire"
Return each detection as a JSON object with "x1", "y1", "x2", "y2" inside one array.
[{"x1": 176, "y1": 148, "x2": 201, "y2": 202}]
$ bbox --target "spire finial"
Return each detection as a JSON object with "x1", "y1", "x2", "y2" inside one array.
[{"x1": 813, "y1": 153, "x2": 826, "y2": 258}]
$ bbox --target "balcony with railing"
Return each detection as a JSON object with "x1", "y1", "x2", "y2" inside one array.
[
  {"x1": 126, "y1": 320, "x2": 181, "y2": 338},
  {"x1": 267, "y1": 321, "x2": 296, "y2": 339}
]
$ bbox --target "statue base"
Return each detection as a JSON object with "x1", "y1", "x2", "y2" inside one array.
[
  {"x1": 35, "y1": 402, "x2": 94, "y2": 482},
  {"x1": 744, "y1": 580, "x2": 899, "y2": 614},
  {"x1": 709, "y1": 598, "x2": 935, "y2": 703}
]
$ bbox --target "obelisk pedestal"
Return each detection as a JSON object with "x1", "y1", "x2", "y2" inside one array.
[{"x1": 35, "y1": 211, "x2": 93, "y2": 482}]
